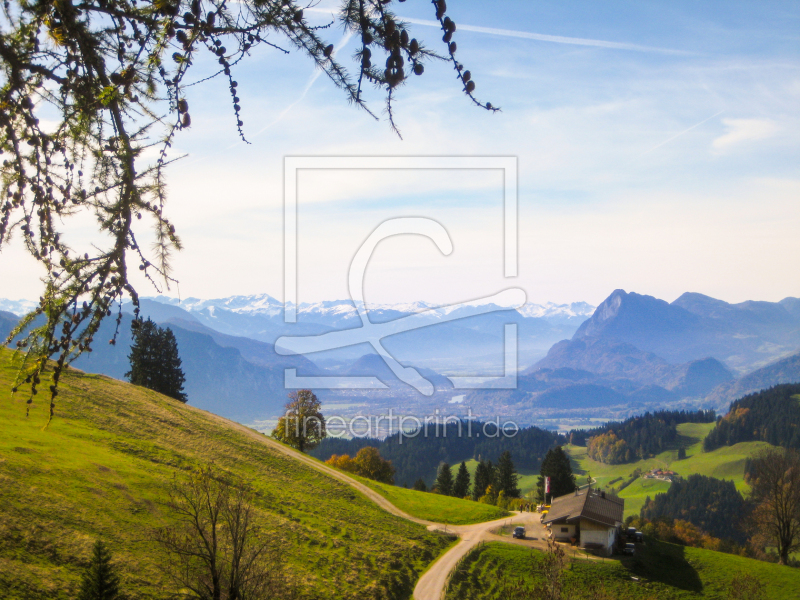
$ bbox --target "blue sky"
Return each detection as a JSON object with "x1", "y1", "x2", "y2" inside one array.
[{"x1": 3, "y1": 0, "x2": 799, "y2": 307}]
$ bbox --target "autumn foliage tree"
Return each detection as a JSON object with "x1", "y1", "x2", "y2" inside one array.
[
  {"x1": 325, "y1": 446, "x2": 395, "y2": 484},
  {"x1": 0, "y1": 0, "x2": 498, "y2": 416}
]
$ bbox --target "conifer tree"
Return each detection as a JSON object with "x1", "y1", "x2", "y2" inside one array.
[
  {"x1": 413, "y1": 478, "x2": 428, "y2": 492},
  {"x1": 453, "y1": 461, "x2": 471, "y2": 499},
  {"x1": 536, "y1": 447, "x2": 576, "y2": 502},
  {"x1": 496, "y1": 451, "x2": 520, "y2": 498},
  {"x1": 472, "y1": 459, "x2": 496, "y2": 501},
  {"x1": 126, "y1": 318, "x2": 187, "y2": 402},
  {"x1": 435, "y1": 462, "x2": 454, "y2": 496},
  {"x1": 78, "y1": 540, "x2": 121, "y2": 600}
]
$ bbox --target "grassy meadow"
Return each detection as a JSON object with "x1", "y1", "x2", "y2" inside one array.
[
  {"x1": 445, "y1": 541, "x2": 800, "y2": 600},
  {"x1": 566, "y1": 422, "x2": 773, "y2": 516},
  {"x1": 354, "y1": 475, "x2": 510, "y2": 525},
  {"x1": 0, "y1": 349, "x2": 452, "y2": 600},
  {"x1": 450, "y1": 421, "x2": 773, "y2": 518}
]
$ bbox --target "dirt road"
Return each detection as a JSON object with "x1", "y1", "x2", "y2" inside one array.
[
  {"x1": 414, "y1": 514, "x2": 550, "y2": 600},
  {"x1": 207, "y1": 412, "x2": 549, "y2": 600}
]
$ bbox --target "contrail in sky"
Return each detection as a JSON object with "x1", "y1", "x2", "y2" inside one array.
[
  {"x1": 305, "y1": 8, "x2": 690, "y2": 55},
  {"x1": 643, "y1": 110, "x2": 725, "y2": 155}
]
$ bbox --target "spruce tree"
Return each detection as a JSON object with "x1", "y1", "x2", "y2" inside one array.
[
  {"x1": 453, "y1": 462, "x2": 471, "y2": 499},
  {"x1": 496, "y1": 451, "x2": 520, "y2": 498},
  {"x1": 472, "y1": 459, "x2": 496, "y2": 501},
  {"x1": 413, "y1": 478, "x2": 428, "y2": 492},
  {"x1": 536, "y1": 446, "x2": 576, "y2": 502},
  {"x1": 126, "y1": 319, "x2": 187, "y2": 403},
  {"x1": 78, "y1": 540, "x2": 121, "y2": 600},
  {"x1": 435, "y1": 462, "x2": 454, "y2": 496}
]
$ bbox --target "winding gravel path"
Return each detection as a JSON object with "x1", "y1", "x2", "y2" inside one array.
[{"x1": 209, "y1": 413, "x2": 550, "y2": 600}]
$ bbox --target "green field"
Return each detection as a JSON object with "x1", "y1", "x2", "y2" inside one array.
[
  {"x1": 445, "y1": 541, "x2": 800, "y2": 600},
  {"x1": 355, "y1": 475, "x2": 510, "y2": 525},
  {"x1": 566, "y1": 422, "x2": 774, "y2": 516},
  {"x1": 0, "y1": 349, "x2": 451, "y2": 599}
]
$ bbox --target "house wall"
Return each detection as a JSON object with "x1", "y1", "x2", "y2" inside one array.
[
  {"x1": 580, "y1": 519, "x2": 614, "y2": 555},
  {"x1": 551, "y1": 523, "x2": 577, "y2": 541}
]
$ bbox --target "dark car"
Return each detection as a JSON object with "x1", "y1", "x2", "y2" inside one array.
[
  {"x1": 623, "y1": 543, "x2": 636, "y2": 556},
  {"x1": 634, "y1": 531, "x2": 644, "y2": 543},
  {"x1": 513, "y1": 526, "x2": 526, "y2": 539},
  {"x1": 626, "y1": 527, "x2": 637, "y2": 539}
]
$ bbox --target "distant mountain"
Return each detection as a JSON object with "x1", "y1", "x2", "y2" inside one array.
[
  {"x1": 780, "y1": 297, "x2": 800, "y2": 320},
  {"x1": 132, "y1": 294, "x2": 595, "y2": 371},
  {"x1": 3, "y1": 308, "x2": 321, "y2": 423},
  {"x1": 342, "y1": 353, "x2": 453, "y2": 391},
  {"x1": 705, "y1": 352, "x2": 800, "y2": 412},
  {"x1": 466, "y1": 289, "x2": 797, "y2": 419},
  {"x1": 0, "y1": 299, "x2": 36, "y2": 316},
  {"x1": 0, "y1": 310, "x2": 18, "y2": 341},
  {"x1": 572, "y1": 289, "x2": 800, "y2": 372}
]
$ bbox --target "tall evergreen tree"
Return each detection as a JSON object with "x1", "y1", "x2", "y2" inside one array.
[
  {"x1": 496, "y1": 451, "x2": 520, "y2": 498},
  {"x1": 126, "y1": 318, "x2": 187, "y2": 402},
  {"x1": 435, "y1": 462, "x2": 454, "y2": 496},
  {"x1": 413, "y1": 478, "x2": 428, "y2": 492},
  {"x1": 78, "y1": 540, "x2": 121, "y2": 600},
  {"x1": 536, "y1": 446, "x2": 576, "y2": 502},
  {"x1": 472, "y1": 459, "x2": 496, "y2": 501},
  {"x1": 453, "y1": 462, "x2": 471, "y2": 499}
]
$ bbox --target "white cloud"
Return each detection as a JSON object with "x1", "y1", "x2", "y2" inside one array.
[{"x1": 712, "y1": 118, "x2": 780, "y2": 151}]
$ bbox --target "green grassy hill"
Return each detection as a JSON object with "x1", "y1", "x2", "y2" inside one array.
[
  {"x1": 452, "y1": 421, "x2": 773, "y2": 517},
  {"x1": 0, "y1": 349, "x2": 451, "y2": 600},
  {"x1": 446, "y1": 540, "x2": 800, "y2": 600},
  {"x1": 354, "y1": 475, "x2": 509, "y2": 525},
  {"x1": 567, "y1": 422, "x2": 774, "y2": 516}
]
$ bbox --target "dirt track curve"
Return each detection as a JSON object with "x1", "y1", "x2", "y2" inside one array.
[{"x1": 211, "y1": 413, "x2": 550, "y2": 600}]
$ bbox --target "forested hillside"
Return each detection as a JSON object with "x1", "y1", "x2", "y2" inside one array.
[
  {"x1": 569, "y1": 410, "x2": 715, "y2": 464},
  {"x1": 311, "y1": 422, "x2": 561, "y2": 487},
  {"x1": 704, "y1": 384, "x2": 800, "y2": 451},
  {"x1": 641, "y1": 474, "x2": 749, "y2": 544}
]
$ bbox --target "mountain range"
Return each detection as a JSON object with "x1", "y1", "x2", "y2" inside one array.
[
  {"x1": 470, "y1": 290, "x2": 800, "y2": 418},
  {"x1": 2, "y1": 290, "x2": 799, "y2": 424}
]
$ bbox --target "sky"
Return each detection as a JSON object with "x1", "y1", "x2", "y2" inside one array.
[{"x1": 2, "y1": 0, "x2": 799, "y2": 308}]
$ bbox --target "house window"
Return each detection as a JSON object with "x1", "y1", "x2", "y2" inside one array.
[{"x1": 561, "y1": 527, "x2": 569, "y2": 533}]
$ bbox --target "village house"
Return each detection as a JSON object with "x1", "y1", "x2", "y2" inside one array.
[
  {"x1": 542, "y1": 488, "x2": 624, "y2": 556},
  {"x1": 644, "y1": 468, "x2": 677, "y2": 482}
]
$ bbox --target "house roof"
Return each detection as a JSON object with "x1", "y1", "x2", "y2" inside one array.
[{"x1": 542, "y1": 488, "x2": 624, "y2": 529}]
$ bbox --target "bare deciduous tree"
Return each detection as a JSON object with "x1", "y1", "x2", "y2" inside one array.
[
  {"x1": 746, "y1": 447, "x2": 800, "y2": 565},
  {"x1": 154, "y1": 465, "x2": 295, "y2": 600}
]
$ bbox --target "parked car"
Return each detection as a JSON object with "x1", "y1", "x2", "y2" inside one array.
[
  {"x1": 513, "y1": 526, "x2": 526, "y2": 539},
  {"x1": 623, "y1": 543, "x2": 636, "y2": 556},
  {"x1": 626, "y1": 527, "x2": 637, "y2": 539},
  {"x1": 634, "y1": 531, "x2": 644, "y2": 543}
]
